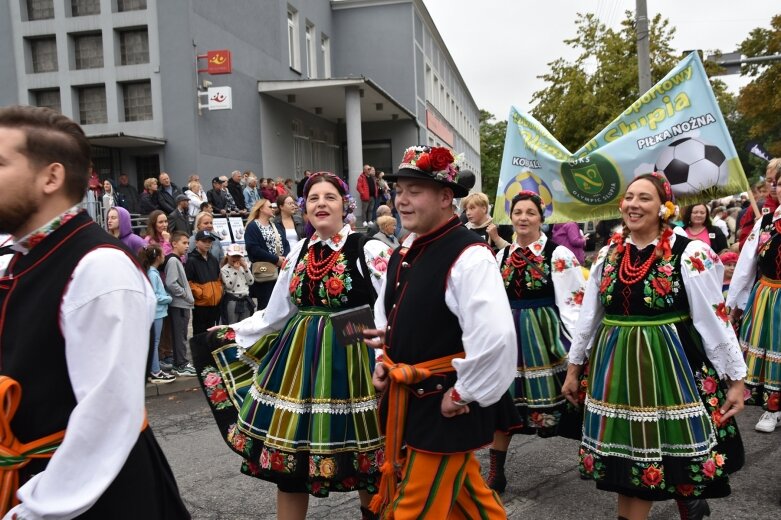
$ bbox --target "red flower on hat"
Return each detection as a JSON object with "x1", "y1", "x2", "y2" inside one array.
[
  {"x1": 402, "y1": 149, "x2": 416, "y2": 163},
  {"x1": 430, "y1": 147, "x2": 454, "y2": 171},
  {"x1": 415, "y1": 152, "x2": 431, "y2": 171}
]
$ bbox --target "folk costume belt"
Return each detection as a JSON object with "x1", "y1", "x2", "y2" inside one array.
[
  {"x1": 602, "y1": 311, "x2": 689, "y2": 327},
  {"x1": 0, "y1": 376, "x2": 149, "y2": 515},
  {"x1": 369, "y1": 350, "x2": 464, "y2": 518},
  {"x1": 759, "y1": 276, "x2": 781, "y2": 288},
  {"x1": 509, "y1": 297, "x2": 555, "y2": 310}
]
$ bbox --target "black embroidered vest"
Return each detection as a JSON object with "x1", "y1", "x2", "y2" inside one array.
[
  {"x1": 756, "y1": 214, "x2": 781, "y2": 280},
  {"x1": 381, "y1": 217, "x2": 498, "y2": 453}
]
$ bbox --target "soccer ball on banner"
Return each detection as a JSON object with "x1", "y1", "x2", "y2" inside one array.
[
  {"x1": 503, "y1": 171, "x2": 554, "y2": 218},
  {"x1": 654, "y1": 137, "x2": 727, "y2": 195}
]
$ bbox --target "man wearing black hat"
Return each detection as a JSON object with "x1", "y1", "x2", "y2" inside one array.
[
  {"x1": 365, "y1": 146, "x2": 516, "y2": 518},
  {"x1": 186, "y1": 230, "x2": 223, "y2": 334},
  {"x1": 207, "y1": 177, "x2": 229, "y2": 216},
  {"x1": 168, "y1": 194, "x2": 192, "y2": 235}
]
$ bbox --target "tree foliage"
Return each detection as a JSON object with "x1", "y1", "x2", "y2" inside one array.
[
  {"x1": 736, "y1": 14, "x2": 781, "y2": 158},
  {"x1": 479, "y1": 109, "x2": 506, "y2": 205}
]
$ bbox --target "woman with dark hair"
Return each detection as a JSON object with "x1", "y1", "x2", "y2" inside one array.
[
  {"x1": 275, "y1": 193, "x2": 305, "y2": 251},
  {"x1": 486, "y1": 191, "x2": 586, "y2": 492},
  {"x1": 244, "y1": 198, "x2": 290, "y2": 310},
  {"x1": 143, "y1": 209, "x2": 172, "y2": 256},
  {"x1": 681, "y1": 203, "x2": 728, "y2": 253},
  {"x1": 562, "y1": 173, "x2": 747, "y2": 520},
  {"x1": 194, "y1": 172, "x2": 391, "y2": 519}
]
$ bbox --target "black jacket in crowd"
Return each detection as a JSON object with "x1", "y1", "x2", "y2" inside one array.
[{"x1": 155, "y1": 184, "x2": 181, "y2": 214}]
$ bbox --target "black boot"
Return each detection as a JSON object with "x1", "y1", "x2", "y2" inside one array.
[
  {"x1": 360, "y1": 505, "x2": 378, "y2": 520},
  {"x1": 676, "y1": 498, "x2": 711, "y2": 520},
  {"x1": 486, "y1": 449, "x2": 507, "y2": 493}
]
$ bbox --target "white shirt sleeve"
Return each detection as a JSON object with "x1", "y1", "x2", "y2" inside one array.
[
  {"x1": 680, "y1": 240, "x2": 747, "y2": 381},
  {"x1": 8, "y1": 248, "x2": 154, "y2": 520},
  {"x1": 550, "y1": 245, "x2": 586, "y2": 337},
  {"x1": 361, "y1": 239, "x2": 394, "y2": 296},
  {"x1": 725, "y1": 218, "x2": 762, "y2": 311},
  {"x1": 447, "y1": 245, "x2": 516, "y2": 407},
  {"x1": 231, "y1": 239, "x2": 305, "y2": 347},
  {"x1": 568, "y1": 245, "x2": 609, "y2": 365}
]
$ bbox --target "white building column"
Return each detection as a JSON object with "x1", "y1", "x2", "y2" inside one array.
[{"x1": 344, "y1": 86, "x2": 363, "y2": 202}]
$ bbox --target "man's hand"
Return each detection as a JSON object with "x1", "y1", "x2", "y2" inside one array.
[
  {"x1": 362, "y1": 328, "x2": 385, "y2": 349},
  {"x1": 372, "y1": 363, "x2": 389, "y2": 392},
  {"x1": 561, "y1": 364, "x2": 584, "y2": 406},
  {"x1": 441, "y1": 387, "x2": 470, "y2": 418}
]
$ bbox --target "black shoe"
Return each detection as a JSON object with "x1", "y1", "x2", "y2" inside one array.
[
  {"x1": 486, "y1": 448, "x2": 507, "y2": 493},
  {"x1": 360, "y1": 506, "x2": 378, "y2": 520},
  {"x1": 676, "y1": 498, "x2": 711, "y2": 520}
]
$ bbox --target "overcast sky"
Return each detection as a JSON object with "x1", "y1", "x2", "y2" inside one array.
[{"x1": 423, "y1": 0, "x2": 779, "y2": 120}]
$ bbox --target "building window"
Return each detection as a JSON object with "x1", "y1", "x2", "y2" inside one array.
[
  {"x1": 74, "y1": 34, "x2": 103, "y2": 69},
  {"x1": 305, "y1": 23, "x2": 316, "y2": 78},
  {"x1": 77, "y1": 85, "x2": 107, "y2": 125},
  {"x1": 122, "y1": 81, "x2": 153, "y2": 121},
  {"x1": 26, "y1": 0, "x2": 54, "y2": 20},
  {"x1": 287, "y1": 7, "x2": 300, "y2": 71},
  {"x1": 33, "y1": 89, "x2": 61, "y2": 112},
  {"x1": 321, "y1": 35, "x2": 331, "y2": 79},
  {"x1": 30, "y1": 37, "x2": 58, "y2": 73},
  {"x1": 117, "y1": 0, "x2": 146, "y2": 11},
  {"x1": 71, "y1": 0, "x2": 99, "y2": 16},
  {"x1": 119, "y1": 29, "x2": 149, "y2": 65}
]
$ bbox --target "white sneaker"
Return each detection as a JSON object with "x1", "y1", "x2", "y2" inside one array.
[{"x1": 755, "y1": 411, "x2": 781, "y2": 432}]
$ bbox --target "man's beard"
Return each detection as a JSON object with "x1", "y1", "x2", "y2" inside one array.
[{"x1": 0, "y1": 192, "x2": 39, "y2": 236}]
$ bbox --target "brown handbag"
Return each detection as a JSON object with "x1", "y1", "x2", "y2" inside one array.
[{"x1": 251, "y1": 261, "x2": 278, "y2": 282}]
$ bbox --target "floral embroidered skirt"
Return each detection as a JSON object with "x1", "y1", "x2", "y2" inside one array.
[
  {"x1": 191, "y1": 308, "x2": 384, "y2": 497},
  {"x1": 508, "y1": 301, "x2": 581, "y2": 439},
  {"x1": 740, "y1": 277, "x2": 781, "y2": 411},
  {"x1": 578, "y1": 313, "x2": 744, "y2": 500}
]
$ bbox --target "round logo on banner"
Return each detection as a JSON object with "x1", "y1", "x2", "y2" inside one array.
[
  {"x1": 503, "y1": 171, "x2": 554, "y2": 218},
  {"x1": 560, "y1": 153, "x2": 622, "y2": 205}
]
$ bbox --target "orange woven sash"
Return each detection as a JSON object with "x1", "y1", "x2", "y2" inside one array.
[
  {"x1": 369, "y1": 350, "x2": 465, "y2": 518},
  {"x1": 0, "y1": 376, "x2": 148, "y2": 514}
]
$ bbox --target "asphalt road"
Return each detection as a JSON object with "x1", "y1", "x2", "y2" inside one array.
[{"x1": 148, "y1": 385, "x2": 781, "y2": 519}]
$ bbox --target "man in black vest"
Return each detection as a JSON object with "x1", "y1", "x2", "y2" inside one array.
[
  {"x1": 0, "y1": 106, "x2": 188, "y2": 519},
  {"x1": 365, "y1": 145, "x2": 516, "y2": 519}
]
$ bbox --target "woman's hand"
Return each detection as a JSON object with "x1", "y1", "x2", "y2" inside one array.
[
  {"x1": 486, "y1": 223, "x2": 500, "y2": 241},
  {"x1": 561, "y1": 364, "x2": 584, "y2": 406},
  {"x1": 362, "y1": 328, "x2": 385, "y2": 349},
  {"x1": 372, "y1": 363, "x2": 389, "y2": 392},
  {"x1": 729, "y1": 308, "x2": 743, "y2": 324},
  {"x1": 718, "y1": 379, "x2": 746, "y2": 424},
  {"x1": 441, "y1": 388, "x2": 470, "y2": 418},
  {"x1": 162, "y1": 230, "x2": 170, "y2": 242}
]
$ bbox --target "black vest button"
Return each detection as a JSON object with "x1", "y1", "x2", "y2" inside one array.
[{"x1": 416, "y1": 388, "x2": 424, "y2": 395}]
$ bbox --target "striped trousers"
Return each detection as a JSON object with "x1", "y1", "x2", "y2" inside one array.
[{"x1": 387, "y1": 449, "x2": 506, "y2": 519}]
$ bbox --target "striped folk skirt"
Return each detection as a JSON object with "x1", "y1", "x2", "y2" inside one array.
[
  {"x1": 578, "y1": 313, "x2": 744, "y2": 501},
  {"x1": 508, "y1": 299, "x2": 580, "y2": 439},
  {"x1": 192, "y1": 308, "x2": 383, "y2": 497},
  {"x1": 740, "y1": 276, "x2": 781, "y2": 411}
]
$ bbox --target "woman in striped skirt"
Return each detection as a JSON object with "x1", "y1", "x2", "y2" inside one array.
[
  {"x1": 727, "y1": 198, "x2": 781, "y2": 433},
  {"x1": 486, "y1": 191, "x2": 586, "y2": 492},
  {"x1": 193, "y1": 173, "x2": 391, "y2": 520},
  {"x1": 563, "y1": 173, "x2": 747, "y2": 520}
]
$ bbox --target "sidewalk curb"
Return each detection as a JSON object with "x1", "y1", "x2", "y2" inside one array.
[{"x1": 145, "y1": 377, "x2": 199, "y2": 398}]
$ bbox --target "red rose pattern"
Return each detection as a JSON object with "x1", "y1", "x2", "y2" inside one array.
[
  {"x1": 689, "y1": 256, "x2": 705, "y2": 272},
  {"x1": 429, "y1": 147, "x2": 454, "y2": 171},
  {"x1": 270, "y1": 452, "x2": 285, "y2": 471},
  {"x1": 325, "y1": 277, "x2": 345, "y2": 297},
  {"x1": 210, "y1": 388, "x2": 228, "y2": 404},
  {"x1": 651, "y1": 277, "x2": 672, "y2": 296},
  {"x1": 415, "y1": 153, "x2": 431, "y2": 171},
  {"x1": 767, "y1": 392, "x2": 780, "y2": 411},
  {"x1": 641, "y1": 465, "x2": 663, "y2": 487},
  {"x1": 702, "y1": 458, "x2": 717, "y2": 478}
]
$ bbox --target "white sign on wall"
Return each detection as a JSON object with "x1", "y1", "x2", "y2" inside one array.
[{"x1": 207, "y1": 87, "x2": 232, "y2": 110}]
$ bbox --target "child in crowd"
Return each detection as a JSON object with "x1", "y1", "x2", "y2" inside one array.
[
  {"x1": 220, "y1": 244, "x2": 255, "y2": 324},
  {"x1": 138, "y1": 244, "x2": 175, "y2": 384},
  {"x1": 165, "y1": 232, "x2": 196, "y2": 377},
  {"x1": 720, "y1": 250, "x2": 738, "y2": 298},
  {"x1": 185, "y1": 230, "x2": 223, "y2": 334}
]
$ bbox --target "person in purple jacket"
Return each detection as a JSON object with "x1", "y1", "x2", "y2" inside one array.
[
  {"x1": 551, "y1": 222, "x2": 587, "y2": 265},
  {"x1": 106, "y1": 206, "x2": 146, "y2": 256}
]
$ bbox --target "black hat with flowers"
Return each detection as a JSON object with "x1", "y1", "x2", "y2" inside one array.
[{"x1": 386, "y1": 145, "x2": 469, "y2": 197}]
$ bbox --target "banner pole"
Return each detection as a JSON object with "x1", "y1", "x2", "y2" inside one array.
[{"x1": 746, "y1": 189, "x2": 762, "y2": 221}]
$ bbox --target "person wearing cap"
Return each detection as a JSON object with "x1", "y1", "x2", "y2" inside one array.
[
  {"x1": 220, "y1": 244, "x2": 254, "y2": 324},
  {"x1": 185, "y1": 229, "x2": 223, "y2": 334},
  {"x1": 365, "y1": 145, "x2": 516, "y2": 518},
  {"x1": 563, "y1": 173, "x2": 746, "y2": 520},
  {"x1": 168, "y1": 194, "x2": 192, "y2": 236},
  {"x1": 207, "y1": 177, "x2": 229, "y2": 215},
  {"x1": 719, "y1": 251, "x2": 738, "y2": 298}
]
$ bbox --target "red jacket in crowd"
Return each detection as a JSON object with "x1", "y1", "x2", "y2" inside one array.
[{"x1": 738, "y1": 195, "x2": 779, "y2": 248}]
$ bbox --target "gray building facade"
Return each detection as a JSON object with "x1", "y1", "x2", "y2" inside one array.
[{"x1": 1, "y1": 0, "x2": 481, "y2": 196}]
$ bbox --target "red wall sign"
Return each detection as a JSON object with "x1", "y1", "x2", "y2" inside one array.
[
  {"x1": 426, "y1": 110, "x2": 454, "y2": 147},
  {"x1": 206, "y1": 50, "x2": 232, "y2": 74}
]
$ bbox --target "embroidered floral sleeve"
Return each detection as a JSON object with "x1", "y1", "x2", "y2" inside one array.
[
  {"x1": 681, "y1": 240, "x2": 747, "y2": 380},
  {"x1": 231, "y1": 239, "x2": 306, "y2": 347},
  {"x1": 362, "y1": 238, "x2": 393, "y2": 295},
  {"x1": 568, "y1": 245, "x2": 609, "y2": 365},
  {"x1": 725, "y1": 217, "x2": 761, "y2": 311},
  {"x1": 551, "y1": 245, "x2": 586, "y2": 337}
]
